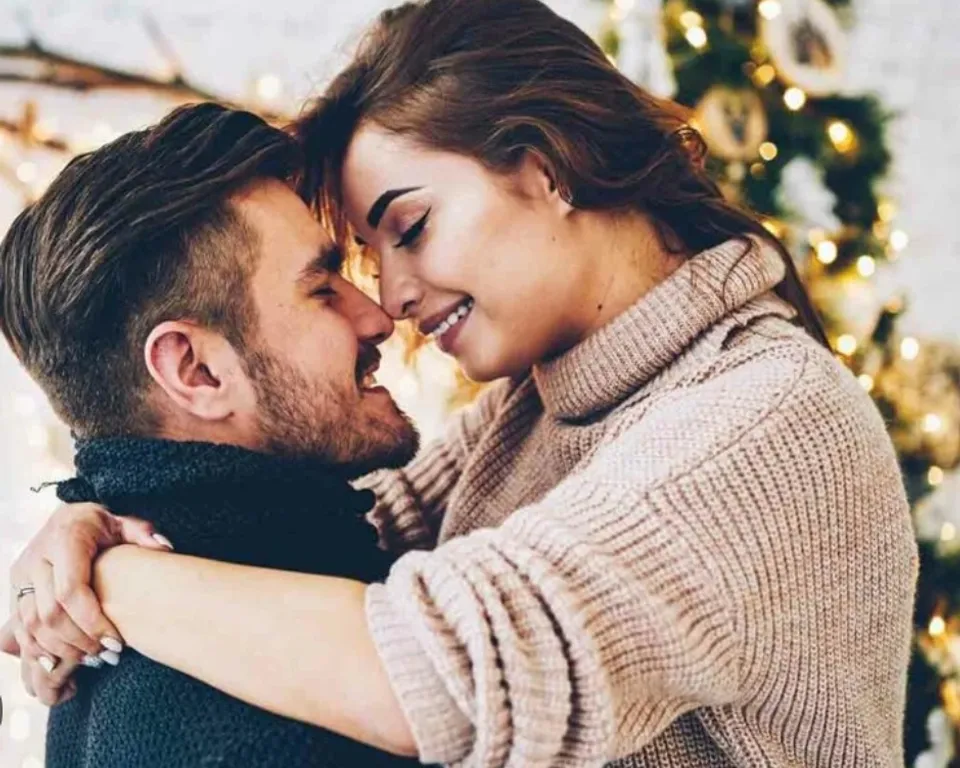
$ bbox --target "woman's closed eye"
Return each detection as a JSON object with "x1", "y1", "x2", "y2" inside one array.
[{"x1": 395, "y1": 209, "x2": 430, "y2": 249}]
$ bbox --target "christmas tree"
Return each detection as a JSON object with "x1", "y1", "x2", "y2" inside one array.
[{"x1": 595, "y1": 0, "x2": 960, "y2": 764}]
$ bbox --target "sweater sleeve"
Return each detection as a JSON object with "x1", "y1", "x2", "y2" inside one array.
[
  {"x1": 357, "y1": 380, "x2": 513, "y2": 555},
  {"x1": 363, "y1": 349, "x2": 914, "y2": 766}
]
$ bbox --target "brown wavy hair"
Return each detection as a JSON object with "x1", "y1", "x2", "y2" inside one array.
[
  {"x1": 293, "y1": 0, "x2": 828, "y2": 347},
  {"x1": 0, "y1": 103, "x2": 300, "y2": 436}
]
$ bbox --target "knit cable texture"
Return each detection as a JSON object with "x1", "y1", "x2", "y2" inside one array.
[{"x1": 361, "y1": 238, "x2": 918, "y2": 767}]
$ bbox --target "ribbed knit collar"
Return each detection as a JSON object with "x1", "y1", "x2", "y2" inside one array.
[
  {"x1": 533, "y1": 237, "x2": 789, "y2": 420},
  {"x1": 55, "y1": 438, "x2": 377, "y2": 549}
]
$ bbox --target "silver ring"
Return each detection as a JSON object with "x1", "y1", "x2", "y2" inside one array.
[{"x1": 15, "y1": 585, "x2": 36, "y2": 601}]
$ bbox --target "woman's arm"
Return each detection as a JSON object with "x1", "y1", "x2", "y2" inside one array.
[
  {"x1": 93, "y1": 546, "x2": 418, "y2": 758},
  {"x1": 86, "y1": 354, "x2": 911, "y2": 768},
  {"x1": 358, "y1": 379, "x2": 512, "y2": 554}
]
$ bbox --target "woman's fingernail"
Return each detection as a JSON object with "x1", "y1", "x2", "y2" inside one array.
[
  {"x1": 152, "y1": 533, "x2": 174, "y2": 550},
  {"x1": 100, "y1": 636, "x2": 123, "y2": 653},
  {"x1": 98, "y1": 650, "x2": 120, "y2": 666},
  {"x1": 81, "y1": 654, "x2": 104, "y2": 668},
  {"x1": 38, "y1": 655, "x2": 56, "y2": 674}
]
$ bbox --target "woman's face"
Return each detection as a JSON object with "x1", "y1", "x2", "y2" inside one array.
[{"x1": 340, "y1": 124, "x2": 597, "y2": 381}]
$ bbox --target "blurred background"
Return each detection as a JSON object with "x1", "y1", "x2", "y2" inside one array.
[{"x1": 0, "y1": 0, "x2": 958, "y2": 765}]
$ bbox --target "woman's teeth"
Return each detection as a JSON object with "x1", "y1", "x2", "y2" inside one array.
[{"x1": 430, "y1": 299, "x2": 474, "y2": 340}]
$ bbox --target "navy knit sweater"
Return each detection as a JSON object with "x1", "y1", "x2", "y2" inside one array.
[{"x1": 45, "y1": 437, "x2": 425, "y2": 768}]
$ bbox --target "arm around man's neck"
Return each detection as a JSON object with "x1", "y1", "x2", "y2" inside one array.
[{"x1": 92, "y1": 545, "x2": 418, "y2": 758}]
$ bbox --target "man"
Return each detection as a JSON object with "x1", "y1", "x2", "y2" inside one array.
[{"x1": 0, "y1": 102, "x2": 420, "y2": 766}]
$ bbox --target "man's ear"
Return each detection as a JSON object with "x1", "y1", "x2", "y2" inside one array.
[
  {"x1": 144, "y1": 321, "x2": 245, "y2": 422},
  {"x1": 515, "y1": 149, "x2": 573, "y2": 218}
]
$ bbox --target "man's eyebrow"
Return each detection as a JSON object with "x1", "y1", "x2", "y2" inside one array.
[
  {"x1": 297, "y1": 244, "x2": 344, "y2": 283},
  {"x1": 366, "y1": 187, "x2": 422, "y2": 228}
]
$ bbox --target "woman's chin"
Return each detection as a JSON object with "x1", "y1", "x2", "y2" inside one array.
[
  {"x1": 454, "y1": 352, "x2": 499, "y2": 384},
  {"x1": 457, "y1": 348, "x2": 531, "y2": 383}
]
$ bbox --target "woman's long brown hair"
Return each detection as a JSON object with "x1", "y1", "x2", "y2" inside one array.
[{"x1": 293, "y1": 0, "x2": 829, "y2": 347}]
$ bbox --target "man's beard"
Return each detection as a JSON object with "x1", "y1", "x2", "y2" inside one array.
[{"x1": 243, "y1": 346, "x2": 419, "y2": 478}]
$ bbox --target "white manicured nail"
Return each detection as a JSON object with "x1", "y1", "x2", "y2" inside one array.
[
  {"x1": 100, "y1": 636, "x2": 123, "y2": 653},
  {"x1": 38, "y1": 655, "x2": 56, "y2": 674},
  {"x1": 99, "y1": 650, "x2": 120, "y2": 666},
  {"x1": 81, "y1": 654, "x2": 103, "y2": 668},
  {"x1": 152, "y1": 533, "x2": 174, "y2": 550}
]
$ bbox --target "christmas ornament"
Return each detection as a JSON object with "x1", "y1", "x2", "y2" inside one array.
[
  {"x1": 760, "y1": 0, "x2": 846, "y2": 96},
  {"x1": 693, "y1": 85, "x2": 767, "y2": 160}
]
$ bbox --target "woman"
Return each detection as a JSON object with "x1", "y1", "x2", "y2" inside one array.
[{"x1": 8, "y1": 0, "x2": 917, "y2": 765}]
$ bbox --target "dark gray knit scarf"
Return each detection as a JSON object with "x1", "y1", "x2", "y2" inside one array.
[{"x1": 45, "y1": 437, "x2": 420, "y2": 768}]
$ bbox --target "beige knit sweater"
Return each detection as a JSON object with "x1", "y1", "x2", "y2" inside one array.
[{"x1": 361, "y1": 238, "x2": 918, "y2": 767}]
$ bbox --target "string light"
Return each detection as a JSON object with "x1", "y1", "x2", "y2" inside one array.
[
  {"x1": 255, "y1": 74, "x2": 283, "y2": 102},
  {"x1": 923, "y1": 414, "x2": 944, "y2": 434},
  {"x1": 759, "y1": 141, "x2": 778, "y2": 161},
  {"x1": 856, "y1": 255, "x2": 876, "y2": 277},
  {"x1": 828, "y1": 120, "x2": 857, "y2": 153},
  {"x1": 900, "y1": 337, "x2": 920, "y2": 361},
  {"x1": 758, "y1": 0, "x2": 782, "y2": 20},
  {"x1": 685, "y1": 26, "x2": 708, "y2": 49},
  {"x1": 761, "y1": 218, "x2": 783, "y2": 237},
  {"x1": 930, "y1": 615, "x2": 946, "y2": 637},
  {"x1": 836, "y1": 335, "x2": 857, "y2": 356},
  {"x1": 784, "y1": 87, "x2": 807, "y2": 111},
  {"x1": 816, "y1": 240, "x2": 838, "y2": 265},
  {"x1": 858, "y1": 374, "x2": 874, "y2": 392},
  {"x1": 890, "y1": 229, "x2": 910, "y2": 252},
  {"x1": 877, "y1": 199, "x2": 897, "y2": 222},
  {"x1": 928, "y1": 466, "x2": 945, "y2": 486},
  {"x1": 15, "y1": 162, "x2": 37, "y2": 184},
  {"x1": 753, "y1": 63, "x2": 776, "y2": 86},
  {"x1": 679, "y1": 10, "x2": 703, "y2": 28},
  {"x1": 942, "y1": 523, "x2": 957, "y2": 543}
]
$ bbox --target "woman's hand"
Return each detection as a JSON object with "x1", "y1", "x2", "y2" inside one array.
[{"x1": 3, "y1": 502, "x2": 174, "y2": 704}]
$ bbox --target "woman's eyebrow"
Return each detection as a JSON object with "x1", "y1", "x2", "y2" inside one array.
[{"x1": 366, "y1": 187, "x2": 422, "y2": 228}]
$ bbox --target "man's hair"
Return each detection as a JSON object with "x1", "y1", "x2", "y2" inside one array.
[{"x1": 0, "y1": 102, "x2": 301, "y2": 437}]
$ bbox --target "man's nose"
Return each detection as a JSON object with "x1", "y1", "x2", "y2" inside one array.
[{"x1": 341, "y1": 282, "x2": 395, "y2": 346}]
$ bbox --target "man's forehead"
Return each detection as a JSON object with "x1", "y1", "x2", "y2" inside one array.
[{"x1": 233, "y1": 180, "x2": 335, "y2": 272}]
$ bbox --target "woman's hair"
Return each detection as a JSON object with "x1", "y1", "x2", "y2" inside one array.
[{"x1": 293, "y1": 0, "x2": 828, "y2": 347}]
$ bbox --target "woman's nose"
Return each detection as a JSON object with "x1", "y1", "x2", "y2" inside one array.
[{"x1": 379, "y1": 259, "x2": 423, "y2": 321}]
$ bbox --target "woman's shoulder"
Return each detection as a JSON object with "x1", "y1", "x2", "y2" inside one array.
[{"x1": 596, "y1": 323, "x2": 895, "y2": 487}]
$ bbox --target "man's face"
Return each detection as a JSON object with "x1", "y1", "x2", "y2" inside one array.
[{"x1": 234, "y1": 180, "x2": 419, "y2": 475}]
